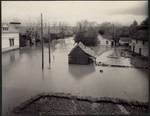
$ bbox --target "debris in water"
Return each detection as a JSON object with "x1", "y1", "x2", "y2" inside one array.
[{"x1": 100, "y1": 70, "x2": 103, "y2": 73}]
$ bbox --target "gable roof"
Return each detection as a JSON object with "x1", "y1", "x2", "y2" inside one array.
[
  {"x1": 100, "y1": 34, "x2": 113, "y2": 41},
  {"x1": 2, "y1": 23, "x2": 19, "y2": 33},
  {"x1": 69, "y1": 42, "x2": 96, "y2": 58},
  {"x1": 132, "y1": 30, "x2": 148, "y2": 41}
]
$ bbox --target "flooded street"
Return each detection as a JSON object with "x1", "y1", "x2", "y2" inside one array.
[{"x1": 2, "y1": 37, "x2": 149, "y2": 114}]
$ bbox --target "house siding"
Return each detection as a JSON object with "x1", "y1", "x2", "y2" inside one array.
[
  {"x1": 69, "y1": 46, "x2": 89, "y2": 64},
  {"x1": 97, "y1": 34, "x2": 112, "y2": 46},
  {"x1": 131, "y1": 39, "x2": 148, "y2": 57},
  {"x1": 2, "y1": 33, "x2": 20, "y2": 52}
]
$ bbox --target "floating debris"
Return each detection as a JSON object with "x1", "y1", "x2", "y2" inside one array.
[{"x1": 100, "y1": 70, "x2": 103, "y2": 73}]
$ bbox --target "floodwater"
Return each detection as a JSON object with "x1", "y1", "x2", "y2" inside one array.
[
  {"x1": 2, "y1": 37, "x2": 149, "y2": 114},
  {"x1": 96, "y1": 48, "x2": 132, "y2": 66}
]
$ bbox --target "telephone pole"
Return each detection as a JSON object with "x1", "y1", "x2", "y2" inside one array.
[
  {"x1": 48, "y1": 24, "x2": 51, "y2": 68},
  {"x1": 41, "y1": 13, "x2": 44, "y2": 70}
]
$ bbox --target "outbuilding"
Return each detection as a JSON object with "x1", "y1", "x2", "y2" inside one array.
[{"x1": 68, "y1": 42, "x2": 96, "y2": 65}]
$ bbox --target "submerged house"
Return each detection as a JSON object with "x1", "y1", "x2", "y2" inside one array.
[
  {"x1": 2, "y1": 23, "x2": 20, "y2": 52},
  {"x1": 130, "y1": 27, "x2": 148, "y2": 57},
  {"x1": 68, "y1": 42, "x2": 96, "y2": 65}
]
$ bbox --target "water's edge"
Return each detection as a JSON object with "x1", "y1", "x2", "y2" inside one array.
[{"x1": 13, "y1": 92, "x2": 149, "y2": 113}]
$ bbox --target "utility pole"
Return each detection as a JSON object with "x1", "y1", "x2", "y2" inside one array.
[
  {"x1": 48, "y1": 24, "x2": 51, "y2": 69},
  {"x1": 41, "y1": 13, "x2": 44, "y2": 70}
]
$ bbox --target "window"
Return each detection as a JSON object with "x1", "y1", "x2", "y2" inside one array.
[
  {"x1": 9, "y1": 38, "x2": 14, "y2": 47},
  {"x1": 3, "y1": 27, "x2": 8, "y2": 31},
  {"x1": 143, "y1": 40, "x2": 145, "y2": 45},
  {"x1": 136, "y1": 40, "x2": 138, "y2": 44},
  {"x1": 106, "y1": 41, "x2": 108, "y2": 44}
]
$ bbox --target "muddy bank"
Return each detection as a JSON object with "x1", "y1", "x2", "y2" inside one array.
[{"x1": 11, "y1": 92, "x2": 149, "y2": 115}]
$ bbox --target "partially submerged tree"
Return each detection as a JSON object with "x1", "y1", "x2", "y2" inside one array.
[{"x1": 25, "y1": 19, "x2": 42, "y2": 46}]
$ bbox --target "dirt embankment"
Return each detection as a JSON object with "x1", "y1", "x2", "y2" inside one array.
[{"x1": 9, "y1": 93, "x2": 149, "y2": 116}]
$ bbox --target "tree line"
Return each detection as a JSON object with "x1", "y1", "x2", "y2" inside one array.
[
  {"x1": 20, "y1": 18, "x2": 148, "y2": 47},
  {"x1": 20, "y1": 20, "x2": 74, "y2": 46}
]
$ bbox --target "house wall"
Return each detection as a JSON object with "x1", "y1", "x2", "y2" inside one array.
[
  {"x1": 2, "y1": 32, "x2": 20, "y2": 52},
  {"x1": 97, "y1": 34, "x2": 112, "y2": 46},
  {"x1": 131, "y1": 39, "x2": 148, "y2": 57},
  {"x1": 69, "y1": 46, "x2": 89, "y2": 64}
]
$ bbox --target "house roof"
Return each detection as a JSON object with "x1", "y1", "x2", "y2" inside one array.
[
  {"x1": 132, "y1": 30, "x2": 148, "y2": 41},
  {"x1": 2, "y1": 23, "x2": 19, "y2": 33},
  {"x1": 120, "y1": 37, "x2": 131, "y2": 42},
  {"x1": 69, "y1": 42, "x2": 96, "y2": 58},
  {"x1": 98, "y1": 34, "x2": 113, "y2": 41}
]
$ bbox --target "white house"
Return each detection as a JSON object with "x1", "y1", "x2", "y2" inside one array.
[
  {"x1": 130, "y1": 29, "x2": 148, "y2": 57},
  {"x1": 97, "y1": 34, "x2": 114, "y2": 46},
  {"x1": 2, "y1": 23, "x2": 20, "y2": 52}
]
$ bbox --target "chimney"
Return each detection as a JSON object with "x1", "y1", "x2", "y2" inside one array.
[{"x1": 10, "y1": 22, "x2": 21, "y2": 29}]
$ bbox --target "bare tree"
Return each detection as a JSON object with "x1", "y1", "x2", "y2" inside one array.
[
  {"x1": 58, "y1": 21, "x2": 69, "y2": 38},
  {"x1": 25, "y1": 18, "x2": 44, "y2": 46}
]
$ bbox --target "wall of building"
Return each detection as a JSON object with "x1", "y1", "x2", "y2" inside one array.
[
  {"x1": 131, "y1": 39, "x2": 148, "y2": 57},
  {"x1": 69, "y1": 46, "x2": 89, "y2": 64},
  {"x1": 2, "y1": 33, "x2": 20, "y2": 52},
  {"x1": 97, "y1": 34, "x2": 112, "y2": 46}
]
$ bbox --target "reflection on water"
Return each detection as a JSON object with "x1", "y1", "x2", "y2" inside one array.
[
  {"x1": 68, "y1": 64, "x2": 95, "y2": 79},
  {"x1": 2, "y1": 37, "x2": 149, "y2": 115},
  {"x1": 10, "y1": 52, "x2": 15, "y2": 62}
]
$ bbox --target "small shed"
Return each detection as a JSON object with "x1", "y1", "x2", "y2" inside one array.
[{"x1": 68, "y1": 42, "x2": 96, "y2": 65}]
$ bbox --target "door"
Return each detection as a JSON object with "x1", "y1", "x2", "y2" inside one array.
[
  {"x1": 111, "y1": 41, "x2": 114, "y2": 47},
  {"x1": 139, "y1": 48, "x2": 141, "y2": 55},
  {"x1": 133, "y1": 46, "x2": 135, "y2": 52}
]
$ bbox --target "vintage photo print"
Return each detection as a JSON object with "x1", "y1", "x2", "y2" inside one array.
[{"x1": 1, "y1": 1, "x2": 149, "y2": 115}]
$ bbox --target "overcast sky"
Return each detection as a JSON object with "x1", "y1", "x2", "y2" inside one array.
[{"x1": 2, "y1": 1, "x2": 148, "y2": 26}]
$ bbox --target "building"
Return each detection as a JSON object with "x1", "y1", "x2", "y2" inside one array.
[
  {"x1": 97, "y1": 34, "x2": 114, "y2": 46},
  {"x1": 130, "y1": 28, "x2": 148, "y2": 57},
  {"x1": 68, "y1": 42, "x2": 96, "y2": 65},
  {"x1": 119, "y1": 36, "x2": 131, "y2": 46},
  {"x1": 17, "y1": 26, "x2": 30, "y2": 47},
  {"x1": 2, "y1": 23, "x2": 20, "y2": 52},
  {"x1": 9, "y1": 22, "x2": 33, "y2": 47},
  {"x1": 50, "y1": 28, "x2": 61, "y2": 39}
]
